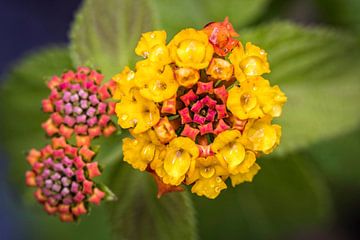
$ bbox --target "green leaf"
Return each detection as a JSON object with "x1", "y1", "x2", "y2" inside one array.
[
  {"x1": 70, "y1": 0, "x2": 270, "y2": 76},
  {"x1": 70, "y1": 0, "x2": 157, "y2": 77},
  {"x1": 107, "y1": 163, "x2": 198, "y2": 240},
  {"x1": 151, "y1": 0, "x2": 270, "y2": 37},
  {"x1": 240, "y1": 22, "x2": 360, "y2": 155},
  {"x1": 0, "y1": 47, "x2": 73, "y2": 193},
  {"x1": 194, "y1": 154, "x2": 333, "y2": 239},
  {"x1": 316, "y1": 0, "x2": 360, "y2": 34},
  {"x1": 26, "y1": 205, "x2": 112, "y2": 240},
  {"x1": 308, "y1": 128, "x2": 360, "y2": 187}
]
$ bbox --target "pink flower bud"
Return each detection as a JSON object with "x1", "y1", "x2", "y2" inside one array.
[
  {"x1": 214, "y1": 119, "x2": 230, "y2": 134},
  {"x1": 88, "y1": 188, "x2": 105, "y2": 205},
  {"x1": 25, "y1": 171, "x2": 36, "y2": 186},
  {"x1": 180, "y1": 90, "x2": 198, "y2": 106},
  {"x1": 161, "y1": 95, "x2": 177, "y2": 114},
  {"x1": 178, "y1": 108, "x2": 192, "y2": 124},
  {"x1": 216, "y1": 104, "x2": 228, "y2": 119},
  {"x1": 42, "y1": 119, "x2": 59, "y2": 136},
  {"x1": 214, "y1": 85, "x2": 228, "y2": 103},
  {"x1": 42, "y1": 99, "x2": 54, "y2": 113},
  {"x1": 199, "y1": 122, "x2": 214, "y2": 135},
  {"x1": 72, "y1": 202, "x2": 87, "y2": 216},
  {"x1": 196, "y1": 81, "x2": 213, "y2": 94},
  {"x1": 87, "y1": 162, "x2": 101, "y2": 179},
  {"x1": 79, "y1": 146, "x2": 95, "y2": 161},
  {"x1": 181, "y1": 124, "x2": 199, "y2": 141}
]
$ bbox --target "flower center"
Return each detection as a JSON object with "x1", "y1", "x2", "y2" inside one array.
[{"x1": 36, "y1": 152, "x2": 84, "y2": 206}]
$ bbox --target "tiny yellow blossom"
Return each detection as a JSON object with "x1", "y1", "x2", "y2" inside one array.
[
  {"x1": 230, "y1": 163, "x2": 261, "y2": 187},
  {"x1": 212, "y1": 130, "x2": 249, "y2": 174},
  {"x1": 174, "y1": 67, "x2": 200, "y2": 87},
  {"x1": 123, "y1": 131, "x2": 164, "y2": 171},
  {"x1": 115, "y1": 90, "x2": 160, "y2": 134},
  {"x1": 135, "y1": 30, "x2": 171, "y2": 66},
  {"x1": 206, "y1": 58, "x2": 234, "y2": 81},
  {"x1": 227, "y1": 76, "x2": 286, "y2": 119},
  {"x1": 155, "y1": 137, "x2": 199, "y2": 185},
  {"x1": 112, "y1": 66, "x2": 136, "y2": 100},
  {"x1": 191, "y1": 175, "x2": 227, "y2": 199},
  {"x1": 260, "y1": 85, "x2": 287, "y2": 118},
  {"x1": 227, "y1": 85, "x2": 263, "y2": 120},
  {"x1": 242, "y1": 116, "x2": 281, "y2": 154},
  {"x1": 135, "y1": 64, "x2": 179, "y2": 102},
  {"x1": 229, "y1": 42, "x2": 270, "y2": 82},
  {"x1": 187, "y1": 156, "x2": 228, "y2": 199},
  {"x1": 169, "y1": 28, "x2": 214, "y2": 69}
]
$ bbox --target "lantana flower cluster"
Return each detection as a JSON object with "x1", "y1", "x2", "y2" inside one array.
[
  {"x1": 26, "y1": 67, "x2": 117, "y2": 221},
  {"x1": 113, "y1": 17, "x2": 287, "y2": 199},
  {"x1": 42, "y1": 67, "x2": 117, "y2": 146},
  {"x1": 26, "y1": 137, "x2": 104, "y2": 222}
]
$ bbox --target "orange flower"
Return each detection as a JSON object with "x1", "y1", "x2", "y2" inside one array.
[{"x1": 203, "y1": 17, "x2": 239, "y2": 56}]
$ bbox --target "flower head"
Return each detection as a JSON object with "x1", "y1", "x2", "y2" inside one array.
[
  {"x1": 42, "y1": 67, "x2": 117, "y2": 145},
  {"x1": 114, "y1": 18, "x2": 287, "y2": 199},
  {"x1": 25, "y1": 136, "x2": 107, "y2": 222}
]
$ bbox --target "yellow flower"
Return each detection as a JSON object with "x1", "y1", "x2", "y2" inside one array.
[
  {"x1": 115, "y1": 90, "x2": 160, "y2": 134},
  {"x1": 174, "y1": 67, "x2": 200, "y2": 87},
  {"x1": 155, "y1": 137, "x2": 199, "y2": 185},
  {"x1": 135, "y1": 30, "x2": 171, "y2": 66},
  {"x1": 229, "y1": 42, "x2": 270, "y2": 82},
  {"x1": 112, "y1": 66, "x2": 136, "y2": 100},
  {"x1": 122, "y1": 130, "x2": 164, "y2": 171},
  {"x1": 230, "y1": 163, "x2": 260, "y2": 187},
  {"x1": 212, "y1": 130, "x2": 252, "y2": 174},
  {"x1": 206, "y1": 58, "x2": 234, "y2": 81},
  {"x1": 192, "y1": 175, "x2": 227, "y2": 199},
  {"x1": 169, "y1": 28, "x2": 214, "y2": 69},
  {"x1": 242, "y1": 116, "x2": 281, "y2": 154},
  {"x1": 135, "y1": 64, "x2": 179, "y2": 102},
  {"x1": 187, "y1": 156, "x2": 228, "y2": 199},
  {"x1": 260, "y1": 84, "x2": 287, "y2": 118},
  {"x1": 227, "y1": 76, "x2": 287, "y2": 119},
  {"x1": 227, "y1": 84, "x2": 263, "y2": 120}
]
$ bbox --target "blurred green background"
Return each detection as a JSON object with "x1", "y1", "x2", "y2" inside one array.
[{"x1": 1, "y1": 0, "x2": 359, "y2": 239}]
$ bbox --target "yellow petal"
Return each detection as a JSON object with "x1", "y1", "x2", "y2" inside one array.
[
  {"x1": 191, "y1": 176, "x2": 227, "y2": 199},
  {"x1": 112, "y1": 66, "x2": 136, "y2": 99},
  {"x1": 243, "y1": 117, "x2": 281, "y2": 154},
  {"x1": 164, "y1": 147, "x2": 192, "y2": 178},
  {"x1": 230, "y1": 163, "x2": 260, "y2": 187},
  {"x1": 135, "y1": 31, "x2": 167, "y2": 57}
]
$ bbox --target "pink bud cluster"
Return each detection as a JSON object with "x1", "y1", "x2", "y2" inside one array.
[
  {"x1": 177, "y1": 81, "x2": 230, "y2": 141},
  {"x1": 42, "y1": 67, "x2": 117, "y2": 146},
  {"x1": 25, "y1": 137, "x2": 105, "y2": 222}
]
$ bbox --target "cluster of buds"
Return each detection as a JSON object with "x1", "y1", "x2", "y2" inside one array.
[
  {"x1": 26, "y1": 137, "x2": 106, "y2": 222},
  {"x1": 42, "y1": 67, "x2": 117, "y2": 146},
  {"x1": 113, "y1": 17, "x2": 287, "y2": 199},
  {"x1": 26, "y1": 67, "x2": 117, "y2": 221}
]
